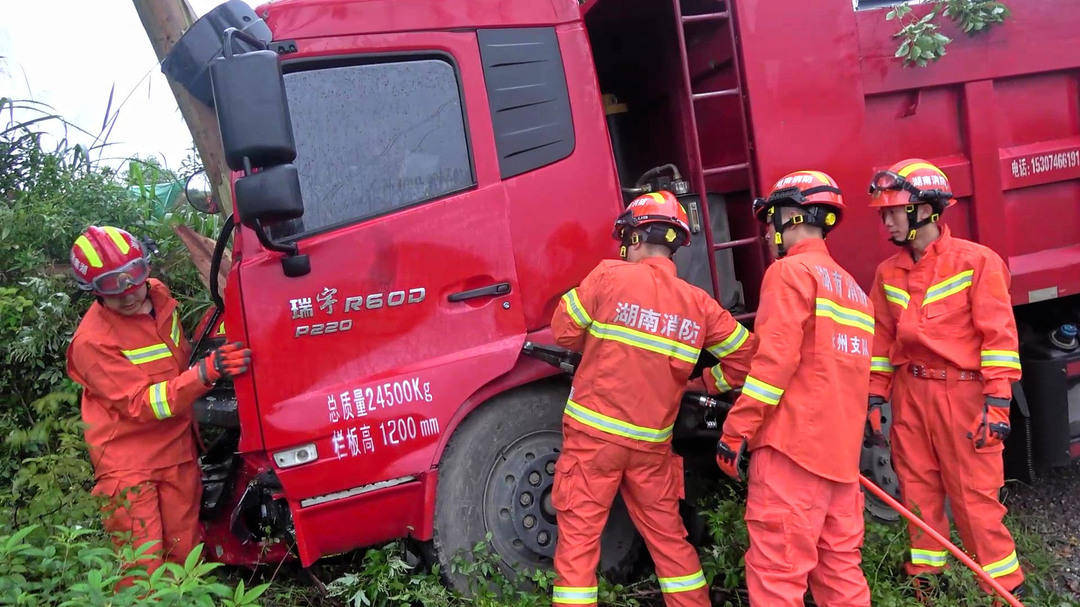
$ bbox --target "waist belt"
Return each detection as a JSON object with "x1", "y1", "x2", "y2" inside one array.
[{"x1": 908, "y1": 364, "x2": 982, "y2": 381}]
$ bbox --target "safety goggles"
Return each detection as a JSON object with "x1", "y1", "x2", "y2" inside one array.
[
  {"x1": 82, "y1": 257, "x2": 150, "y2": 295},
  {"x1": 868, "y1": 170, "x2": 952, "y2": 202}
]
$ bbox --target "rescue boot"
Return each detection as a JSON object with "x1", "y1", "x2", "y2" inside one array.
[
  {"x1": 991, "y1": 582, "x2": 1025, "y2": 607},
  {"x1": 909, "y1": 574, "x2": 944, "y2": 606}
]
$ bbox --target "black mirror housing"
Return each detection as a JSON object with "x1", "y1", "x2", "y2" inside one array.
[
  {"x1": 210, "y1": 48, "x2": 297, "y2": 171},
  {"x1": 207, "y1": 27, "x2": 309, "y2": 278},
  {"x1": 162, "y1": 0, "x2": 271, "y2": 107},
  {"x1": 234, "y1": 164, "x2": 304, "y2": 227}
]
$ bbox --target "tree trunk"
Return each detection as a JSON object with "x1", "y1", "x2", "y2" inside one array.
[{"x1": 132, "y1": 0, "x2": 232, "y2": 213}]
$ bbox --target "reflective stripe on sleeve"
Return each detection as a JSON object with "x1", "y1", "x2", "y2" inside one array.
[
  {"x1": 564, "y1": 399, "x2": 673, "y2": 443},
  {"x1": 742, "y1": 375, "x2": 783, "y2": 406},
  {"x1": 148, "y1": 381, "x2": 172, "y2": 420},
  {"x1": 562, "y1": 289, "x2": 592, "y2": 328},
  {"x1": 980, "y1": 349, "x2": 1021, "y2": 370},
  {"x1": 706, "y1": 323, "x2": 750, "y2": 358},
  {"x1": 711, "y1": 366, "x2": 732, "y2": 393},
  {"x1": 870, "y1": 356, "x2": 894, "y2": 373},
  {"x1": 922, "y1": 269, "x2": 974, "y2": 306},
  {"x1": 587, "y1": 322, "x2": 700, "y2": 364},
  {"x1": 910, "y1": 548, "x2": 948, "y2": 567},
  {"x1": 658, "y1": 570, "x2": 707, "y2": 593},
  {"x1": 170, "y1": 311, "x2": 181, "y2": 347},
  {"x1": 121, "y1": 343, "x2": 172, "y2": 364},
  {"x1": 815, "y1": 298, "x2": 874, "y2": 334},
  {"x1": 882, "y1": 283, "x2": 910, "y2": 309},
  {"x1": 982, "y1": 550, "x2": 1020, "y2": 578},
  {"x1": 552, "y1": 585, "x2": 598, "y2": 605}
]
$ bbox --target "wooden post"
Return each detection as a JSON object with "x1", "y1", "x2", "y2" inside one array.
[{"x1": 132, "y1": 0, "x2": 232, "y2": 213}]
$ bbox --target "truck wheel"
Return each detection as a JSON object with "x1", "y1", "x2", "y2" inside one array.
[
  {"x1": 861, "y1": 401, "x2": 901, "y2": 522},
  {"x1": 431, "y1": 380, "x2": 641, "y2": 592}
]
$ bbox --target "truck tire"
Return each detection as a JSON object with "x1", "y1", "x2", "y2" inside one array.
[{"x1": 431, "y1": 380, "x2": 641, "y2": 592}]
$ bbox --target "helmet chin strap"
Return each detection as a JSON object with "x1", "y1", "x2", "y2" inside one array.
[
  {"x1": 619, "y1": 226, "x2": 681, "y2": 260},
  {"x1": 890, "y1": 204, "x2": 941, "y2": 246},
  {"x1": 770, "y1": 207, "x2": 808, "y2": 259},
  {"x1": 618, "y1": 231, "x2": 639, "y2": 260}
]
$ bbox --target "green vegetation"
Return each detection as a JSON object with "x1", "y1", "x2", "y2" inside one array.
[
  {"x1": 0, "y1": 98, "x2": 231, "y2": 604},
  {"x1": 887, "y1": 0, "x2": 1010, "y2": 67}
]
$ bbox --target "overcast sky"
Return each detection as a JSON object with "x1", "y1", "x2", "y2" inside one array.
[{"x1": 0, "y1": 0, "x2": 221, "y2": 173}]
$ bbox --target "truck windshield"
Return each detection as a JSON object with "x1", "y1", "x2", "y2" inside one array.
[{"x1": 273, "y1": 58, "x2": 474, "y2": 238}]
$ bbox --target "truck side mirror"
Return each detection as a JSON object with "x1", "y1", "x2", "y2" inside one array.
[
  {"x1": 210, "y1": 45, "x2": 297, "y2": 171},
  {"x1": 209, "y1": 28, "x2": 309, "y2": 277},
  {"x1": 185, "y1": 169, "x2": 219, "y2": 214},
  {"x1": 234, "y1": 164, "x2": 309, "y2": 277}
]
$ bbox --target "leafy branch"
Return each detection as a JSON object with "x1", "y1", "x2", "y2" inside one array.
[{"x1": 888, "y1": 0, "x2": 1010, "y2": 67}]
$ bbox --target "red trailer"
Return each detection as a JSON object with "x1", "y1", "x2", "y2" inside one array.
[{"x1": 164, "y1": 0, "x2": 1080, "y2": 585}]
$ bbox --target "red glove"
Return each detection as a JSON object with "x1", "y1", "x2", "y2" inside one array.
[
  {"x1": 197, "y1": 342, "x2": 252, "y2": 386},
  {"x1": 967, "y1": 396, "x2": 1011, "y2": 449},
  {"x1": 866, "y1": 395, "x2": 888, "y2": 447},
  {"x1": 716, "y1": 434, "x2": 748, "y2": 481}
]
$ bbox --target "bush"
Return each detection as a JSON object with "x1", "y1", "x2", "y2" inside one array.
[
  {"x1": 0, "y1": 101, "x2": 218, "y2": 522},
  {"x1": 0, "y1": 99, "x2": 239, "y2": 603},
  {"x1": 0, "y1": 525, "x2": 269, "y2": 606}
]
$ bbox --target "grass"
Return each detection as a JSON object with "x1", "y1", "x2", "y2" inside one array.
[{"x1": 214, "y1": 484, "x2": 1076, "y2": 606}]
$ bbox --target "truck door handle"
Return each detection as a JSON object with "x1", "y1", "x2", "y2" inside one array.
[{"x1": 447, "y1": 282, "x2": 512, "y2": 302}]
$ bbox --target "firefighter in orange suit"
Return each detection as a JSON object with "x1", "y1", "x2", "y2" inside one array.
[
  {"x1": 550, "y1": 191, "x2": 757, "y2": 607},
  {"x1": 866, "y1": 159, "x2": 1025, "y2": 598},
  {"x1": 716, "y1": 171, "x2": 872, "y2": 607},
  {"x1": 66, "y1": 226, "x2": 251, "y2": 571}
]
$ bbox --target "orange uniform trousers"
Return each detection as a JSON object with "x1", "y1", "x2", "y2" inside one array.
[
  {"x1": 745, "y1": 447, "x2": 870, "y2": 607},
  {"x1": 891, "y1": 368, "x2": 1023, "y2": 591},
  {"x1": 552, "y1": 427, "x2": 709, "y2": 607},
  {"x1": 94, "y1": 460, "x2": 203, "y2": 572}
]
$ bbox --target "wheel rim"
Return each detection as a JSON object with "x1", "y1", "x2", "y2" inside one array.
[
  {"x1": 861, "y1": 441, "x2": 901, "y2": 522},
  {"x1": 482, "y1": 429, "x2": 562, "y2": 567}
]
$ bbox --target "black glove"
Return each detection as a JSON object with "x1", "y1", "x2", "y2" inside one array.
[
  {"x1": 716, "y1": 435, "x2": 749, "y2": 482},
  {"x1": 967, "y1": 396, "x2": 1011, "y2": 449}
]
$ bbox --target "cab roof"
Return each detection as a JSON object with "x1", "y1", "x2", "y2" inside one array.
[{"x1": 257, "y1": 0, "x2": 582, "y2": 39}]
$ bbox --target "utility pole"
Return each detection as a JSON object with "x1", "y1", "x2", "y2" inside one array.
[{"x1": 133, "y1": 0, "x2": 231, "y2": 212}]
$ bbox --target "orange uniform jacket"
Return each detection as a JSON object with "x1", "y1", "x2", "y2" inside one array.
[
  {"x1": 724, "y1": 239, "x2": 874, "y2": 483},
  {"x1": 552, "y1": 257, "x2": 757, "y2": 453},
  {"x1": 67, "y1": 279, "x2": 208, "y2": 477},
  {"x1": 869, "y1": 225, "x2": 1020, "y2": 400}
]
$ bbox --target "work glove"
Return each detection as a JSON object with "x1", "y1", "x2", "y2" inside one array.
[
  {"x1": 715, "y1": 434, "x2": 748, "y2": 482},
  {"x1": 967, "y1": 396, "x2": 1011, "y2": 450},
  {"x1": 865, "y1": 395, "x2": 888, "y2": 447},
  {"x1": 197, "y1": 341, "x2": 252, "y2": 386}
]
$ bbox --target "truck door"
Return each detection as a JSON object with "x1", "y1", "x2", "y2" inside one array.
[{"x1": 233, "y1": 32, "x2": 527, "y2": 560}]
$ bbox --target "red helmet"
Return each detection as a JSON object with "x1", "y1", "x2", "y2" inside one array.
[
  {"x1": 868, "y1": 159, "x2": 955, "y2": 244},
  {"x1": 70, "y1": 226, "x2": 149, "y2": 295},
  {"x1": 753, "y1": 170, "x2": 844, "y2": 227},
  {"x1": 868, "y1": 158, "x2": 956, "y2": 209},
  {"x1": 612, "y1": 190, "x2": 692, "y2": 249}
]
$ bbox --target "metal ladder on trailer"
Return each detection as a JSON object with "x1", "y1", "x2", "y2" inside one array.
[{"x1": 672, "y1": 0, "x2": 763, "y2": 320}]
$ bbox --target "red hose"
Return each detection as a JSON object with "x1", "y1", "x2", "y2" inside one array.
[{"x1": 859, "y1": 475, "x2": 1024, "y2": 607}]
